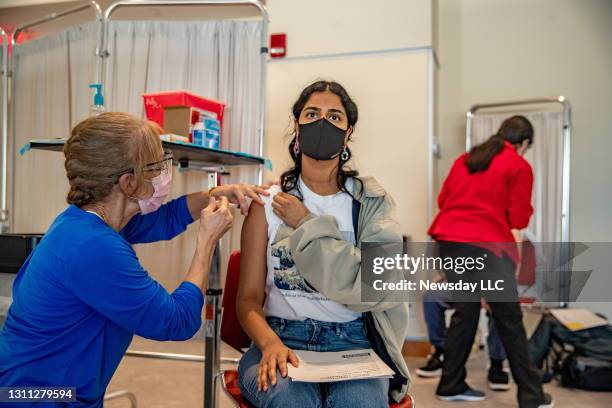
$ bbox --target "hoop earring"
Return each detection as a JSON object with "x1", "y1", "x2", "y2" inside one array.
[
  {"x1": 340, "y1": 147, "x2": 349, "y2": 162},
  {"x1": 293, "y1": 140, "x2": 300, "y2": 156}
]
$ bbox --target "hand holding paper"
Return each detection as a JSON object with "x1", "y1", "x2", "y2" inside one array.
[{"x1": 287, "y1": 349, "x2": 394, "y2": 383}]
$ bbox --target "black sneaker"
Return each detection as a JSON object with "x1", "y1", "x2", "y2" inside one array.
[
  {"x1": 416, "y1": 353, "x2": 443, "y2": 378},
  {"x1": 537, "y1": 393, "x2": 555, "y2": 408},
  {"x1": 488, "y1": 364, "x2": 510, "y2": 391},
  {"x1": 437, "y1": 387, "x2": 487, "y2": 402}
]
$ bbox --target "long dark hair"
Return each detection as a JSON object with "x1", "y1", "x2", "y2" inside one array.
[
  {"x1": 465, "y1": 115, "x2": 534, "y2": 173},
  {"x1": 280, "y1": 80, "x2": 361, "y2": 198}
]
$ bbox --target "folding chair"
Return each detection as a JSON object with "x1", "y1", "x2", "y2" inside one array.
[{"x1": 219, "y1": 251, "x2": 414, "y2": 408}]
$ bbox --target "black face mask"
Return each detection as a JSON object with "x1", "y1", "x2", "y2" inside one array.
[{"x1": 298, "y1": 119, "x2": 347, "y2": 161}]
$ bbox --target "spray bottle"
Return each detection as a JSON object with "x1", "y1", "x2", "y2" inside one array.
[{"x1": 89, "y1": 83, "x2": 106, "y2": 116}]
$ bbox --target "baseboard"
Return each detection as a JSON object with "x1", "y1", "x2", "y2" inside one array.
[{"x1": 402, "y1": 340, "x2": 432, "y2": 358}]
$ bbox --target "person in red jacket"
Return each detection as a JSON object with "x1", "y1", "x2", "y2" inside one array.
[{"x1": 429, "y1": 116, "x2": 554, "y2": 408}]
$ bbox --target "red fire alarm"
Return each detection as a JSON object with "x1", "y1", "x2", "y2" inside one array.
[{"x1": 270, "y1": 33, "x2": 286, "y2": 58}]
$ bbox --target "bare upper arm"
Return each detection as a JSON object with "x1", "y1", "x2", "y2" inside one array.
[{"x1": 237, "y1": 201, "x2": 268, "y2": 307}]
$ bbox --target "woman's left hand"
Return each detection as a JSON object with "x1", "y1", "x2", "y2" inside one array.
[
  {"x1": 210, "y1": 184, "x2": 270, "y2": 216},
  {"x1": 272, "y1": 192, "x2": 311, "y2": 228}
]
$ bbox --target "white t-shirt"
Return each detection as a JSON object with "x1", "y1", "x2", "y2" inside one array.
[{"x1": 261, "y1": 177, "x2": 361, "y2": 323}]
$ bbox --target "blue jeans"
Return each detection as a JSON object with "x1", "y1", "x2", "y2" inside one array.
[
  {"x1": 238, "y1": 316, "x2": 389, "y2": 408},
  {"x1": 423, "y1": 289, "x2": 507, "y2": 361}
]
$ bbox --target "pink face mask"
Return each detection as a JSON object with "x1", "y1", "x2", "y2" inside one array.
[{"x1": 138, "y1": 169, "x2": 172, "y2": 214}]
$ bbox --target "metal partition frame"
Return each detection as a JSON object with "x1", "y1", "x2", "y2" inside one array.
[
  {"x1": 1, "y1": 1, "x2": 103, "y2": 232},
  {"x1": 1, "y1": 27, "x2": 9, "y2": 231},
  {"x1": 104, "y1": 390, "x2": 138, "y2": 408},
  {"x1": 10, "y1": 0, "x2": 104, "y2": 83},
  {"x1": 465, "y1": 96, "x2": 571, "y2": 244}
]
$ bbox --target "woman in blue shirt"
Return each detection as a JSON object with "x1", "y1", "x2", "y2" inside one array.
[{"x1": 0, "y1": 112, "x2": 267, "y2": 407}]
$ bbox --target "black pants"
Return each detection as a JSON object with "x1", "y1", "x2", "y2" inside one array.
[{"x1": 435, "y1": 242, "x2": 545, "y2": 408}]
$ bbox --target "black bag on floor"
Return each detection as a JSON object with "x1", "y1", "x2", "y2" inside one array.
[
  {"x1": 557, "y1": 353, "x2": 612, "y2": 391},
  {"x1": 529, "y1": 312, "x2": 612, "y2": 391}
]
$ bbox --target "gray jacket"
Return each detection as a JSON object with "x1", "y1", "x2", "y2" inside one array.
[{"x1": 273, "y1": 176, "x2": 411, "y2": 402}]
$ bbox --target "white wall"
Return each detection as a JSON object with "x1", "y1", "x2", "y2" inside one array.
[
  {"x1": 436, "y1": 0, "x2": 612, "y2": 317},
  {"x1": 266, "y1": 0, "x2": 432, "y2": 57}
]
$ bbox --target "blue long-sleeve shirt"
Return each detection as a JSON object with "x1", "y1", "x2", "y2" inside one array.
[{"x1": 0, "y1": 196, "x2": 203, "y2": 407}]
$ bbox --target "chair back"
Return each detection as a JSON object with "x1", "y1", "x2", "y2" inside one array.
[{"x1": 220, "y1": 251, "x2": 252, "y2": 352}]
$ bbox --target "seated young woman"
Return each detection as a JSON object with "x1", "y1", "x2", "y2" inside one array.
[{"x1": 236, "y1": 80, "x2": 411, "y2": 408}]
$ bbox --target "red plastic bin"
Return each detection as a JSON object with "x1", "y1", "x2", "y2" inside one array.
[{"x1": 142, "y1": 90, "x2": 226, "y2": 129}]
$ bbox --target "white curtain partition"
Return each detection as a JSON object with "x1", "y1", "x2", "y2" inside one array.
[
  {"x1": 471, "y1": 111, "x2": 565, "y2": 243},
  {"x1": 12, "y1": 20, "x2": 263, "y2": 291}
]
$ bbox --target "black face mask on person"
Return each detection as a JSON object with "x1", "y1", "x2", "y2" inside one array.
[{"x1": 298, "y1": 119, "x2": 348, "y2": 161}]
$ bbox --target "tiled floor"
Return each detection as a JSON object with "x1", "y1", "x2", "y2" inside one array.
[{"x1": 106, "y1": 336, "x2": 610, "y2": 408}]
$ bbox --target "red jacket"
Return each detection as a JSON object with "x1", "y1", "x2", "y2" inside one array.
[{"x1": 428, "y1": 142, "x2": 534, "y2": 264}]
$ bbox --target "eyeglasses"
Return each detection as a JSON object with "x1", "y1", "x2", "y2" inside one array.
[
  {"x1": 111, "y1": 151, "x2": 174, "y2": 181},
  {"x1": 143, "y1": 152, "x2": 174, "y2": 178}
]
